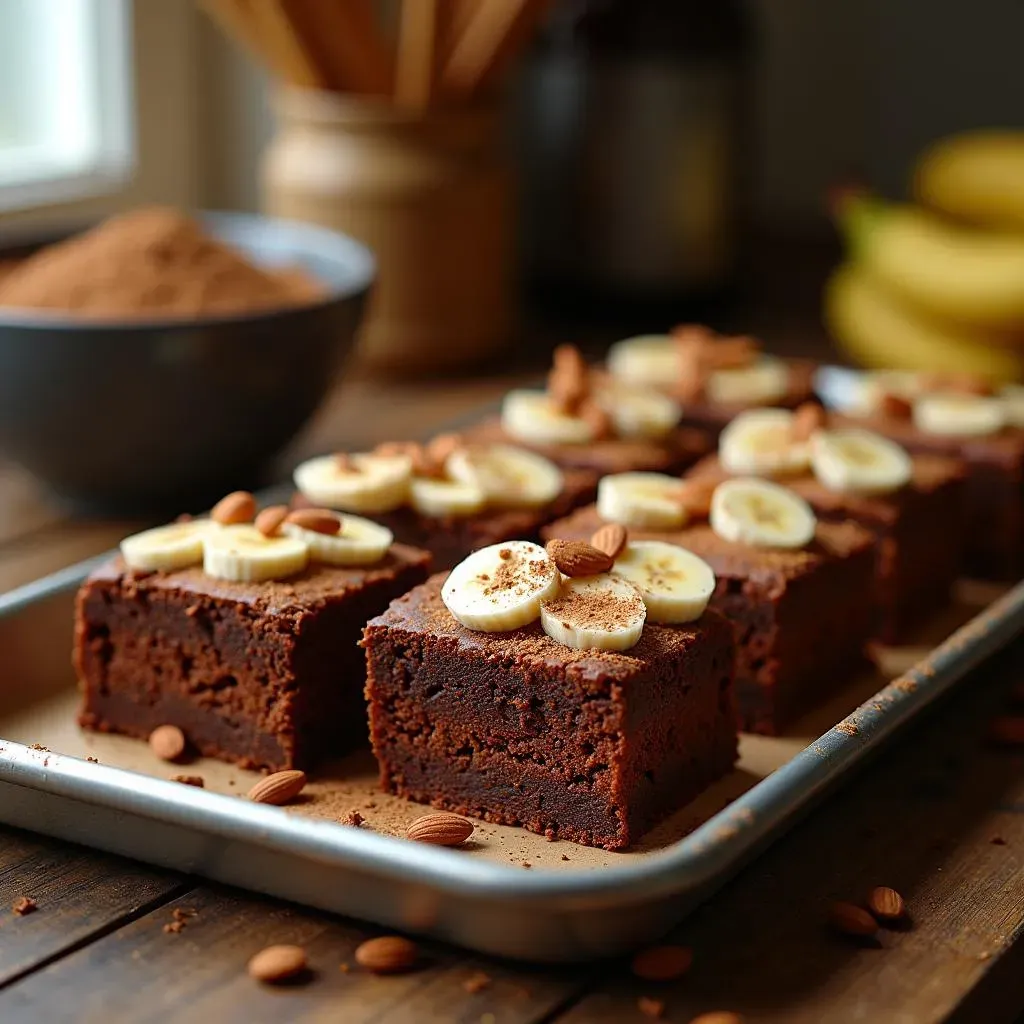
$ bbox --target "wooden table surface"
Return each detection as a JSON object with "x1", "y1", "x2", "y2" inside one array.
[{"x1": 0, "y1": 368, "x2": 1023, "y2": 1024}]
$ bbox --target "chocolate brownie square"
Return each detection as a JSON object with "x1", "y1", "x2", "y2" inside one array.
[
  {"x1": 363, "y1": 575, "x2": 737, "y2": 850},
  {"x1": 543, "y1": 508, "x2": 875, "y2": 734},
  {"x1": 75, "y1": 547, "x2": 431, "y2": 770}
]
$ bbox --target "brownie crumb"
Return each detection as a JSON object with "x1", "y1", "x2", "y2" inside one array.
[
  {"x1": 163, "y1": 920, "x2": 185, "y2": 934},
  {"x1": 12, "y1": 897, "x2": 37, "y2": 916},
  {"x1": 86, "y1": 756, "x2": 99, "y2": 763},
  {"x1": 164, "y1": 907, "x2": 195, "y2": 933},
  {"x1": 561, "y1": 854, "x2": 570, "y2": 861},
  {"x1": 462, "y1": 971, "x2": 492, "y2": 994},
  {"x1": 171, "y1": 774, "x2": 205, "y2": 788},
  {"x1": 29, "y1": 744, "x2": 48, "y2": 752},
  {"x1": 991, "y1": 836, "x2": 1008, "y2": 845},
  {"x1": 345, "y1": 811, "x2": 365, "y2": 827},
  {"x1": 364, "y1": 800, "x2": 377, "y2": 809},
  {"x1": 521, "y1": 861, "x2": 532, "y2": 869},
  {"x1": 638, "y1": 996, "x2": 665, "y2": 1019}
]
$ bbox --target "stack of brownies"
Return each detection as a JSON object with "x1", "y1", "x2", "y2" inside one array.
[{"x1": 74, "y1": 330, "x2": 1020, "y2": 850}]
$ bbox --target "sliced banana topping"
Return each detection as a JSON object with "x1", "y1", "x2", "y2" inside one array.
[
  {"x1": 606, "y1": 335, "x2": 681, "y2": 388},
  {"x1": 441, "y1": 541, "x2": 560, "y2": 632},
  {"x1": 597, "y1": 472, "x2": 687, "y2": 530},
  {"x1": 594, "y1": 382, "x2": 681, "y2": 440},
  {"x1": 913, "y1": 392, "x2": 1007, "y2": 437},
  {"x1": 282, "y1": 512, "x2": 393, "y2": 566},
  {"x1": 501, "y1": 390, "x2": 595, "y2": 446},
  {"x1": 611, "y1": 540, "x2": 715, "y2": 624},
  {"x1": 810, "y1": 428, "x2": 913, "y2": 495},
  {"x1": 540, "y1": 575, "x2": 646, "y2": 651},
  {"x1": 710, "y1": 477, "x2": 816, "y2": 550},
  {"x1": 293, "y1": 453, "x2": 412, "y2": 514},
  {"x1": 203, "y1": 524, "x2": 309, "y2": 583},
  {"x1": 120, "y1": 519, "x2": 218, "y2": 572},
  {"x1": 705, "y1": 356, "x2": 790, "y2": 406},
  {"x1": 445, "y1": 443, "x2": 563, "y2": 509},
  {"x1": 409, "y1": 476, "x2": 486, "y2": 518},
  {"x1": 719, "y1": 408, "x2": 810, "y2": 477}
]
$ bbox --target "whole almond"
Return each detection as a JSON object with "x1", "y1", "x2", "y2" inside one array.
[
  {"x1": 406, "y1": 812, "x2": 474, "y2": 847},
  {"x1": 790, "y1": 401, "x2": 827, "y2": 441},
  {"x1": 285, "y1": 508, "x2": 342, "y2": 535},
  {"x1": 255, "y1": 505, "x2": 289, "y2": 538},
  {"x1": 988, "y1": 715, "x2": 1024, "y2": 746},
  {"x1": 548, "y1": 344, "x2": 589, "y2": 413},
  {"x1": 149, "y1": 725, "x2": 186, "y2": 762},
  {"x1": 579, "y1": 398, "x2": 614, "y2": 439},
  {"x1": 868, "y1": 886, "x2": 906, "y2": 922},
  {"x1": 212, "y1": 490, "x2": 256, "y2": 525},
  {"x1": 630, "y1": 944, "x2": 693, "y2": 981},
  {"x1": 546, "y1": 539, "x2": 614, "y2": 578},
  {"x1": 591, "y1": 523, "x2": 628, "y2": 560},
  {"x1": 677, "y1": 478, "x2": 719, "y2": 520},
  {"x1": 248, "y1": 769, "x2": 307, "y2": 805},
  {"x1": 879, "y1": 392, "x2": 913, "y2": 420},
  {"x1": 829, "y1": 901, "x2": 877, "y2": 938},
  {"x1": 247, "y1": 944, "x2": 307, "y2": 983},
  {"x1": 290, "y1": 490, "x2": 315, "y2": 510},
  {"x1": 354, "y1": 935, "x2": 419, "y2": 974}
]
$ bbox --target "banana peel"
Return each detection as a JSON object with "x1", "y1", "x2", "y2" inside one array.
[{"x1": 824, "y1": 263, "x2": 1022, "y2": 384}]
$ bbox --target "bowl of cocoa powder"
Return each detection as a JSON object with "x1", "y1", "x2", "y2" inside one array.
[{"x1": 0, "y1": 207, "x2": 374, "y2": 513}]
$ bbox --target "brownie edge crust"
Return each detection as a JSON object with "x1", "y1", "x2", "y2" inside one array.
[{"x1": 363, "y1": 574, "x2": 738, "y2": 851}]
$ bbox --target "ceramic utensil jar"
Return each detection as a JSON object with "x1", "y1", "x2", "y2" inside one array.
[{"x1": 262, "y1": 87, "x2": 512, "y2": 375}]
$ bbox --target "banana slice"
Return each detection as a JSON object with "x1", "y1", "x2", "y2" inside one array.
[
  {"x1": 913, "y1": 392, "x2": 1007, "y2": 437},
  {"x1": 540, "y1": 575, "x2": 646, "y2": 651},
  {"x1": 120, "y1": 519, "x2": 218, "y2": 572},
  {"x1": 409, "y1": 476, "x2": 486, "y2": 517},
  {"x1": 710, "y1": 477, "x2": 816, "y2": 549},
  {"x1": 203, "y1": 524, "x2": 309, "y2": 582},
  {"x1": 606, "y1": 335, "x2": 681, "y2": 388},
  {"x1": 596, "y1": 473, "x2": 686, "y2": 530},
  {"x1": 611, "y1": 540, "x2": 715, "y2": 623},
  {"x1": 595, "y1": 382, "x2": 681, "y2": 439},
  {"x1": 719, "y1": 408, "x2": 810, "y2": 477},
  {"x1": 445, "y1": 443, "x2": 563, "y2": 508},
  {"x1": 1001, "y1": 384, "x2": 1024, "y2": 428},
  {"x1": 282, "y1": 512, "x2": 392, "y2": 566},
  {"x1": 501, "y1": 390, "x2": 594, "y2": 445},
  {"x1": 810, "y1": 428, "x2": 913, "y2": 494},
  {"x1": 441, "y1": 540, "x2": 560, "y2": 632},
  {"x1": 706, "y1": 357, "x2": 790, "y2": 406},
  {"x1": 293, "y1": 453, "x2": 412, "y2": 514}
]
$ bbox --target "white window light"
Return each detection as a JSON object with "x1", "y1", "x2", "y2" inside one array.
[{"x1": 0, "y1": 0, "x2": 134, "y2": 212}]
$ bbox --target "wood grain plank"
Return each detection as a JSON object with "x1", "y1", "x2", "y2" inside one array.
[
  {"x1": 0, "y1": 827, "x2": 187, "y2": 988},
  {"x1": 0, "y1": 885, "x2": 586, "y2": 1024},
  {"x1": 555, "y1": 646, "x2": 1024, "y2": 1024}
]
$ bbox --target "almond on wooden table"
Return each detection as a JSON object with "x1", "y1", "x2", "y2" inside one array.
[
  {"x1": 149, "y1": 724, "x2": 186, "y2": 762},
  {"x1": 406, "y1": 812, "x2": 474, "y2": 847},
  {"x1": 829, "y1": 900, "x2": 878, "y2": 938},
  {"x1": 545, "y1": 539, "x2": 614, "y2": 578},
  {"x1": 247, "y1": 770, "x2": 307, "y2": 805},
  {"x1": 630, "y1": 944, "x2": 693, "y2": 981},
  {"x1": 676, "y1": 478, "x2": 718, "y2": 520},
  {"x1": 354, "y1": 935, "x2": 419, "y2": 974},
  {"x1": 285, "y1": 508, "x2": 342, "y2": 535},
  {"x1": 868, "y1": 885, "x2": 906, "y2": 922},
  {"x1": 247, "y1": 944, "x2": 307, "y2": 983},
  {"x1": 590, "y1": 522, "x2": 628, "y2": 560},
  {"x1": 255, "y1": 505, "x2": 289, "y2": 538},
  {"x1": 212, "y1": 490, "x2": 256, "y2": 525}
]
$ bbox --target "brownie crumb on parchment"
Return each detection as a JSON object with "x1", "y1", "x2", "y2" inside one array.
[{"x1": 12, "y1": 897, "x2": 37, "y2": 916}]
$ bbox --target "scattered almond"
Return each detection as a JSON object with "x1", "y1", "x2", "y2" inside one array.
[
  {"x1": 548, "y1": 344, "x2": 590, "y2": 413},
  {"x1": 290, "y1": 490, "x2": 315, "y2": 510},
  {"x1": 676, "y1": 478, "x2": 718, "y2": 520},
  {"x1": 406, "y1": 812, "x2": 474, "y2": 847},
  {"x1": 879, "y1": 392, "x2": 913, "y2": 420},
  {"x1": 149, "y1": 725, "x2": 186, "y2": 763},
  {"x1": 988, "y1": 715, "x2": 1024, "y2": 746},
  {"x1": 829, "y1": 901, "x2": 877, "y2": 938},
  {"x1": 689, "y1": 1013, "x2": 744, "y2": 1024},
  {"x1": 591, "y1": 522, "x2": 628, "y2": 560},
  {"x1": 285, "y1": 508, "x2": 342, "y2": 535},
  {"x1": 354, "y1": 935, "x2": 419, "y2": 974},
  {"x1": 255, "y1": 505, "x2": 289, "y2": 538},
  {"x1": 545, "y1": 539, "x2": 614, "y2": 578},
  {"x1": 247, "y1": 769, "x2": 307, "y2": 806},
  {"x1": 171, "y1": 774, "x2": 205, "y2": 788},
  {"x1": 212, "y1": 490, "x2": 256, "y2": 525},
  {"x1": 791, "y1": 401, "x2": 827, "y2": 440},
  {"x1": 868, "y1": 886, "x2": 906, "y2": 922},
  {"x1": 638, "y1": 996, "x2": 666, "y2": 1019},
  {"x1": 247, "y1": 944, "x2": 307, "y2": 984},
  {"x1": 630, "y1": 944, "x2": 693, "y2": 982},
  {"x1": 12, "y1": 896, "x2": 37, "y2": 916}
]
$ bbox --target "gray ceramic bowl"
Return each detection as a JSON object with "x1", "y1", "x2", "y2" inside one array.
[{"x1": 0, "y1": 212, "x2": 375, "y2": 514}]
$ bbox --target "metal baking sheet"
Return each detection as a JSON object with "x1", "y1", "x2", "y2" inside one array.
[{"x1": 1, "y1": 541, "x2": 1020, "y2": 961}]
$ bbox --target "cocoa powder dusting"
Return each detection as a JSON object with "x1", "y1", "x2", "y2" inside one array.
[{"x1": 0, "y1": 207, "x2": 323, "y2": 317}]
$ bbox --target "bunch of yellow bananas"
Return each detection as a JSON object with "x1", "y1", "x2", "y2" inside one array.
[{"x1": 826, "y1": 132, "x2": 1024, "y2": 384}]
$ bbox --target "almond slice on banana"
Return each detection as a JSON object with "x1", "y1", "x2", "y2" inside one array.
[
  {"x1": 606, "y1": 335, "x2": 681, "y2": 388},
  {"x1": 203, "y1": 524, "x2": 309, "y2": 582},
  {"x1": 611, "y1": 540, "x2": 715, "y2": 624},
  {"x1": 810, "y1": 428, "x2": 912, "y2": 494},
  {"x1": 913, "y1": 392, "x2": 1007, "y2": 437},
  {"x1": 441, "y1": 541, "x2": 560, "y2": 631},
  {"x1": 594, "y1": 382, "x2": 681, "y2": 439},
  {"x1": 293, "y1": 453, "x2": 412, "y2": 514},
  {"x1": 409, "y1": 476, "x2": 486, "y2": 517},
  {"x1": 540, "y1": 574, "x2": 646, "y2": 651},
  {"x1": 706, "y1": 356, "x2": 790, "y2": 406},
  {"x1": 120, "y1": 519, "x2": 218, "y2": 572},
  {"x1": 718, "y1": 408, "x2": 810, "y2": 477},
  {"x1": 282, "y1": 513, "x2": 392, "y2": 566},
  {"x1": 710, "y1": 477, "x2": 816, "y2": 549},
  {"x1": 596, "y1": 472, "x2": 687, "y2": 530},
  {"x1": 501, "y1": 390, "x2": 595, "y2": 445},
  {"x1": 445, "y1": 443, "x2": 563, "y2": 508}
]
